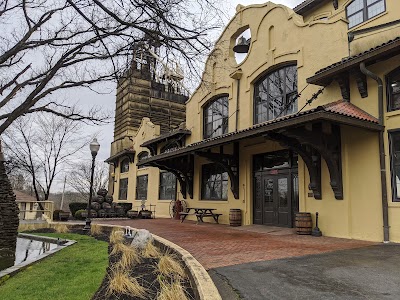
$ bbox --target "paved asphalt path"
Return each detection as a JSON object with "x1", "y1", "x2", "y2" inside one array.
[{"x1": 212, "y1": 244, "x2": 400, "y2": 300}]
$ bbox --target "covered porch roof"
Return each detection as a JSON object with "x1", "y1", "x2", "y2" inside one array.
[
  {"x1": 105, "y1": 149, "x2": 135, "y2": 165},
  {"x1": 307, "y1": 37, "x2": 400, "y2": 89},
  {"x1": 138, "y1": 100, "x2": 381, "y2": 201}
]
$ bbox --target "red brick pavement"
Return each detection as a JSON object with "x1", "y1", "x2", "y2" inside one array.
[{"x1": 95, "y1": 218, "x2": 374, "y2": 270}]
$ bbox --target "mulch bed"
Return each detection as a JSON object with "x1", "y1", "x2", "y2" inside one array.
[{"x1": 26, "y1": 226, "x2": 195, "y2": 300}]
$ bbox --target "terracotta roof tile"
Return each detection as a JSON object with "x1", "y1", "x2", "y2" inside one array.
[{"x1": 321, "y1": 100, "x2": 379, "y2": 123}]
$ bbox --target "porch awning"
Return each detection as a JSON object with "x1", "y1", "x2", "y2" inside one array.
[
  {"x1": 105, "y1": 149, "x2": 135, "y2": 165},
  {"x1": 140, "y1": 129, "x2": 191, "y2": 156},
  {"x1": 138, "y1": 100, "x2": 382, "y2": 201},
  {"x1": 307, "y1": 37, "x2": 400, "y2": 87}
]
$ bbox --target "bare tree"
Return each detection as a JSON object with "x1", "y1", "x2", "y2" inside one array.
[
  {"x1": 0, "y1": 0, "x2": 225, "y2": 134},
  {"x1": 67, "y1": 161, "x2": 109, "y2": 201},
  {"x1": 3, "y1": 110, "x2": 91, "y2": 202}
]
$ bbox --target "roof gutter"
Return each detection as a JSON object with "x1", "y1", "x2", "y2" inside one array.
[{"x1": 360, "y1": 62, "x2": 390, "y2": 243}]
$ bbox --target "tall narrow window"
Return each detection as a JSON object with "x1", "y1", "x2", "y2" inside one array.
[
  {"x1": 254, "y1": 65, "x2": 297, "y2": 125},
  {"x1": 120, "y1": 158, "x2": 130, "y2": 173},
  {"x1": 137, "y1": 151, "x2": 149, "y2": 169},
  {"x1": 201, "y1": 164, "x2": 228, "y2": 200},
  {"x1": 346, "y1": 0, "x2": 385, "y2": 28},
  {"x1": 388, "y1": 68, "x2": 400, "y2": 112},
  {"x1": 136, "y1": 175, "x2": 148, "y2": 200},
  {"x1": 119, "y1": 178, "x2": 128, "y2": 200},
  {"x1": 203, "y1": 96, "x2": 229, "y2": 139},
  {"x1": 159, "y1": 172, "x2": 176, "y2": 200},
  {"x1": 390, "y1": 131, "x2": 400, "y2": 202}
]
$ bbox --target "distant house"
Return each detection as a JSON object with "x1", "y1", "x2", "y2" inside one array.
[
  {"x1": 15, "y1": 191, "x2": 37, "y2": 220},
  {"x1": 15, "y1": 191, "x2": 53, "y2": 221}
]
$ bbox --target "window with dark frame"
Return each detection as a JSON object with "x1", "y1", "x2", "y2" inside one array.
[
  {"x1": 118, "y1": 178, "x2": 128, "y2": 200},
  {"x1": 120, "y1": 158, "x2": 130, "y2": 173},
  {"x1": 388, "y1": 68, "x2": 400, "y2": 112},
  {"x1": 136, "y1": 175, "x2": 148, "y2": 200},
  {"x1": 137, "y1": 151, "x2": 149, "y2": 169},
  {"x1": 390, "y1": 131, "x2": 400, "y2": 202},
  {"x1": 201, "y1": 164, "x2": 228, "y2": 200},
  {"x1": 346, "y1": 0, "x2": 385, "y2": 28},
  {"x1": 203, "y1": 96, "x2": 229, "y2": 139},
  {"x1": 254, "y1": 65, "x2": 297, "y2": 125},
  {"x1": 159, "y1": 172, "x2": 176, "y2": 200}
]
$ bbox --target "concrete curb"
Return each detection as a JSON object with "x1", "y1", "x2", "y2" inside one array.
[{"x1": 80, "y1": 223, "x2": 222, "y2": 300}]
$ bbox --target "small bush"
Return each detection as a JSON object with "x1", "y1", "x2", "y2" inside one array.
[
  {"x1": 69, "y1": 202, "x2": 87, "y2": 217},
  {"x1": 53, "y1": 210, "x2": 63, "y2": 221},
  {"x1": 74, "y1": 209, "x2": 86, "y2": 220}
]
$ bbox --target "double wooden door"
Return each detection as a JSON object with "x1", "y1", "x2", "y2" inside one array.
[{"x1": 254, "y1": 171, "x2": 298, "y2": 227}]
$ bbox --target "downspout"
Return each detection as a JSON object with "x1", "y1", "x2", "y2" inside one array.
[
  {"x1": 235, "y1": 78, "x2": 240, "y2": 132},
  {"x1": 360, "y1": 62, "x2": 390, "y2": 243}
]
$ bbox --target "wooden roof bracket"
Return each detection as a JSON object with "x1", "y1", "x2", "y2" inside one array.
[
  {"x1": 335, "y1": 74, "x2": 350, "y2": 101},
  {"x1": 147, "y1": 155, "x2": 194, "y2": 199},
  {"x1": 351, "y1": 69, "x2": 369, "y2": 98},
  {"x1": 283, "y1": 122, "x2": 343, "y2": 200},
  {"x1": 266, "y1": 132, "x2": 322, "y2": 200},
  {"x1": 195, "y1": 142, "x2": 240, "y2": 199}
]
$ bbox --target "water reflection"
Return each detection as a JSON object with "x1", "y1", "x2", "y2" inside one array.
[{"x1": 0, "y1": 238, "x2": 58, "y2": 272}]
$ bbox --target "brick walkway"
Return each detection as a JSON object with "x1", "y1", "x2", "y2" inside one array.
[{"x1": 95, "y1": 218, "x2": 374, "y2": 270}]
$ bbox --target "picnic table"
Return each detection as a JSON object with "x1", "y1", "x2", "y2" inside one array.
[{"x1": 180, "y1": 207, "x2": 222, "y2": 224}]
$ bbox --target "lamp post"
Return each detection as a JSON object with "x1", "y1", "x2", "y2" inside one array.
[{"x1": 83, "y1": 138, "x2": 100, "y2": 230}]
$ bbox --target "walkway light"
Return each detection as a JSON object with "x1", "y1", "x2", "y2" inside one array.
[{"x1": 84, "y1": 138, "x2": 100, "y2": 230}]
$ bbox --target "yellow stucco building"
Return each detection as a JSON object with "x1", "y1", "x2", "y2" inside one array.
[{"x1": 108, "y1": 0, "x2": 400, "y2": 243}]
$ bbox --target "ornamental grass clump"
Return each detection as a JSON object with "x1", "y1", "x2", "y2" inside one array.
[
  {"x1": 109, "y1": 229, "x2": 124, "y2": 244},
  {"x1": 90, "y1": 224, "x2": 103, "y2": 236},
  {"x1": 107, "y1": 268, "x2": 147, "y2": 299},
  {"x1": 157, "y1": 280, "x2": 188, "y2": 300},
  {"x1": 112, "y1": 244, "x2": 141, "y2": 269},
  {"x1": 52, "y1": 224, "x2": 69, "y2": 233},
  {"x1": 157, "y1": 253, "x2": 186, "y2": 279},
  {"x1": 142, "y1": 240, "x2": 160, "y2": 259},
  {"x1": 18, "y1": 222, "x2": 49, "y2": 232}
]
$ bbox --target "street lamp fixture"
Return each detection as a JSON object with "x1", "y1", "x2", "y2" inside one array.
[{"x1": 83, "y1": 138, "x2": 100, "y2": 230}]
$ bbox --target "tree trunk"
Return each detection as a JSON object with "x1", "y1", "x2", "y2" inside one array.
[{"x1": 0, "y1": 154, "x2": 19, "y2": 268}]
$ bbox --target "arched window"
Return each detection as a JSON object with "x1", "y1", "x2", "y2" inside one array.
[
  {"x1": 137, "y1": 151, "x2": 149, "y2": 169},
  {"x1": 254, "y1": 65, "x2": 297, "y2": 125},
  {"x1": 388, "y1": 67, "x2": 400, "y2": 112},
  {"x1": 120, "y1": 158, "x2": 130, "y2": 173},
  {"x1": 346, "y1": 0, "x2": 385, "y2": 28},
  {"x1": 203, "y1": 96, "x2": 229, "y2": 139}
]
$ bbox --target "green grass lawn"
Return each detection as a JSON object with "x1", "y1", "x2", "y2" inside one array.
[{"x1": 0, "y1": 233, "x2": 108, "y2": 300}]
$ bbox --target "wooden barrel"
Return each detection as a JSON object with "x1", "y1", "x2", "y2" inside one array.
[
  {"x1": 295, "y1": 212, "x2": 312, "y2": 235},
  {"x1": 102, "y1": 202, "x2": 111, "y2": 210},
  {"x1": 91, "y1": 201, "x2": 101, "y2": 211},
  {"x1": 229, "y1": 209, "x2": 242, "y2": 227},
  {"x1": 97, "y1": 209, "x2": 106, "y2": 218}
]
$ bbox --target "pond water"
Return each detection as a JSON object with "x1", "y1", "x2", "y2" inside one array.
[{"x1": 0, "y1": 237, "x2": 58, "y2": 272}]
